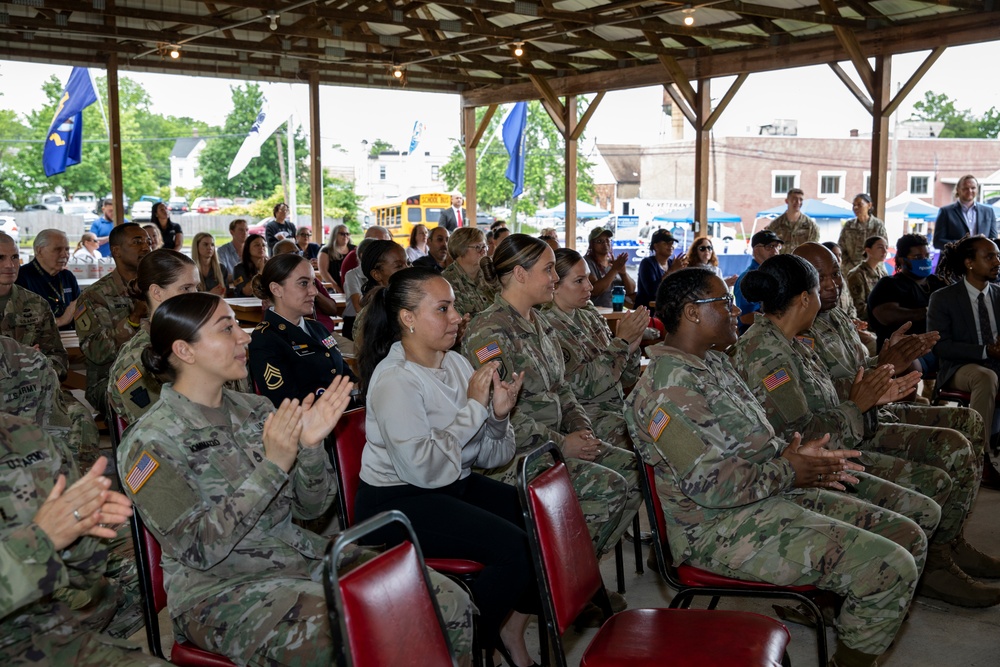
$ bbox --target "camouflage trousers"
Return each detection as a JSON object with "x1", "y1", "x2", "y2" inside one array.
[
  {"x1": 884, "y1": 403, "x2": 985, "y2": 460},
  {"x1": 587, "y1": 405, "x2": 631, "y2": 451},
  {"x1": 177, "y1": 555, "x2": 473, "y2": 667},
  {"x1": 1, "y1": 629, "x2": 166, "y2": 666},
  {"x1": 689, "y1": 487, "x2": 925, "y2": 656},
  {"x1": 861, "y1": 420, "x2": 977, "y2": 544},
  {"x1": 63, "y1": 390, "x2": 100, "y2": 473}
]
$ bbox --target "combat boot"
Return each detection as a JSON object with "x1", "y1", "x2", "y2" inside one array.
[
  {"x1": 952, "y1": 534, "x2": 1000, "y2": 579},
  {"x1": 828, "y1": 642, "x2": 879, "y2": 667},
  {"x1": 918, "y1": 543, "x2": 1000, "y2": 607}
]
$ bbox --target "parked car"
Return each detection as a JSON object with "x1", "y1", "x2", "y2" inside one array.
[
  {"x1": 167, "y1": 197, "x2": 189, "y2": 214},
  {"x1": 39, "y1": 193, "x2": 66, "y2": 211},
  {"x1": 233, "y1": 197, "x2": 256, "y2": 207},
  {"x1": 70, "y1": 191, "x2": 96, "y2": 204},
  {"x1": 0, "y1": 200, "x2": 14, "y2": 212},
  {"x1": 131, "y1": 200, "x2": 154, "y2": 221},
  {"x1": 196, "y1": 198, "x2": 233, "y2": 213},
  {"x1": 0, "y1": 216, "x2": 18, "y2": 243},
  {"x1": 23, "y1": 204, "x2": 47, "y2": 212},
  {"x1": 248, "y1": 218, "x2": 331, "y2": 237},
  {"x1": 60, "y1": 201, "x2": 93, "y2": 216}
]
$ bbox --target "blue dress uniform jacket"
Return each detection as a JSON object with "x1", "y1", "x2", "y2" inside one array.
[{"x1": 248, "y1": 308, "x2": 357, "y2": 407}]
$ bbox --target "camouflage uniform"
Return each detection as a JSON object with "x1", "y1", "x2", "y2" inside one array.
[
  {"x1": 118, "y1": 385, "x2": 472, "y2": 666},
  {"x1": 0, "y1": 413, "x2": 165, "y2": 666},
  {"x1": 732, "y1": 317, "x2": 963, "y2": 536},
  {"x1": 462, "y1": 294, "x2": 641, "y2": 557},
  {"x1": 542, "y1": 301, "x2": 641, "y2": 449},
  {"x1": 109, "y1": 323, "x2": 249, "y2": 425},
  {"x1": 0, "y1": 284, "x2": 69, "y2": 380},
  {"x1": 0, "y1": 335, "x2": 99, "y2": 471},
  {"x1": 74, "y1": 270, "x2": 140, "y2": 416},
  {"x1": 846, "y1": 262, "x2": 888, "y2": 321},
  {"x1": 441, "y1": 263, "x2": 496, "y2": 319},
  {"x1": 807, "y1": 307, "x2": 982, "y2": 543},
  {"x1": 838, "y1": 216, "x2": 887, "y2": 275},
  {"x1": 766, "y1": 213, "x2": 819, "y2": 254},
  {"x1": 625, "y1": 346, "x2": 926, "y2": 656}
]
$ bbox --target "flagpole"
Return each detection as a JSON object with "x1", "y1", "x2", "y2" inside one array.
[
  {"x1": 85, "y1": 68, "x2": 110, "y2": 137},
  {"x1": 287, "y1": 113, "x2": 297, "y2": 223}
]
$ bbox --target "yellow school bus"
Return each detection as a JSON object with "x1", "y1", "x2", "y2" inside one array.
[{"x1": 369, "y1": 192, "x2": 451, "y2": 243}]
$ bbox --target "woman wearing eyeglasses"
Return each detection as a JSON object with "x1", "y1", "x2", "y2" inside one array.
[
  {"x1": 294, "y1": 227, "x2": 321, "y2": 268},
  {"x1": 318, "y1": 224, "x2": 353, "y2": 292},
  {"x1": 73, "y1": 233, "x2": 102, "y2": 263},
  {"x1": 626, "y1": 267, "x2": 927, "y2": 667},
  {"x1": 441, "y1": 227, "x2": 495, "y2": 319},
  {"x1": 685, "y1": 235, "x2": 737, "y2": 287}
]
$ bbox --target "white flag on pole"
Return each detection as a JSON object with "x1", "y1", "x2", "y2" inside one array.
[{"x1": 228, "y1": 88, "x2": 294, "y2": 180}]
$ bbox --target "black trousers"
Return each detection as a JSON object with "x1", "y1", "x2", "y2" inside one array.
[{"x1": 355, "y1": 473, "x2": 537, "y2": 649}]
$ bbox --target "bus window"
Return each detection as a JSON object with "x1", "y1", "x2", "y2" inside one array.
[
  {"x1": 426, "y1": 208, "x2": 443, "y2": 223},
  {"x1": 407, "y1": 208, "x2": 422, "y2": 222}
]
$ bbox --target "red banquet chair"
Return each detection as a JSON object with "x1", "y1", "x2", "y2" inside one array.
[
  {"x1": 518, "y1": 442, "x2": 791, "y2": 667},
  {"x1": 107, "y1": 399, "x2": 235, "y2": 666},
  {"x1": 324, "y1": 510, "x2": 459, "y2": 667},
  {"x1": 636, "y1": 450, "x2": 829, "y2": 666}
]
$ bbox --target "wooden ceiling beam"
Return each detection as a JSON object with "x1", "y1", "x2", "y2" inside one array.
[
  {"x1": 827, "y1": 62, "x2": 873, "y2": 113},
  {"x1": 883, "y1": 45, "x2": 946, "y2": 116},
  {"x1": 817, "y1": 0, "x2": 874, "y2": 97},
  {"x1": 712, "y1": 1, "x2": 861, "y2": 27}
]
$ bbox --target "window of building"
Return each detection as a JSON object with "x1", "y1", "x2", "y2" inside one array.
[
  {"x1": 909, "y1": 172, "x2": 932, "y2": 196},
  {"x1": 379, "y1": 165, "x2": 387, "y2": 181},
  {"x1": 818, "y1": 171, "x2": 846, "y2": 198},
  {"x1": 178, "y1": 168, "x2": 184, "y2": 179},
  {"x1": 771, "y1": 171, "x2": 800, "y2": 198},
  {"x1": 863, "y1": 172, "x2": 871, "y2": 195},
  {"x1": 431, "y1": 165, "x2": 440, "y2": 180}
]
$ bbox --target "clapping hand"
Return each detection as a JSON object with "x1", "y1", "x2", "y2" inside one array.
[
  {"x1": 491, "y1": 368, "x2": 524, "y2": 420},
  {"x1": 299, "y1": 375, "x2": 355, "y2": 448},
  {"x1": 616, "y1": 306, "x2": 649, "y2": 352},
  {"x1": 781, "y1": 433, "x2": 864, "y2": 491},
  {"x1": 262, "y1": 398, "x2": 304, "y2": 472},
  {"x1": 34, "y1": 457, "x2": 133, "y2": 550}
]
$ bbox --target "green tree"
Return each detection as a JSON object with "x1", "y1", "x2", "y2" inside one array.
[
  {"x1": 439, "y1": 100, "x2": 594, "y2": 216},
  {"x1": 198, "y1": 84, "x2": 307, "y2": 199},
  {"x1": 367, "y1": 138, "x2": 395, "y2": 158},
  {"x1": 909, "y1": 91, "x2": 1000, "y2": 139}
]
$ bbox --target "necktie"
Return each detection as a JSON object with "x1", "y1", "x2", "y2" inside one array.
[
  {"x1": 456, "y1": 209, "x2": 463, "y2": 227},
  {"x1": 979, "y1": 292, "x2": 994, "y2": 345}
]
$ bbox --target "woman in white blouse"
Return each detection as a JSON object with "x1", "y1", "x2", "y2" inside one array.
[
  {"x1": 355, "y1": 267, "x2": 538, "y2": 667},
  {"x1": 73, "y1": 232, "x2": 102, "y2": 263}
]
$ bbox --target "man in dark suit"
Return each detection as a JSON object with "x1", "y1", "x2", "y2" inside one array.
[
  {"x1": 438, "y1": 193, "x2": 466, "y2": 232},
  {"x1": 932, "y1": 175, "x2": 998, "y2": 249},
  {"x1": 928, "y1": 235, "x2": 1000, "y2": 461}
]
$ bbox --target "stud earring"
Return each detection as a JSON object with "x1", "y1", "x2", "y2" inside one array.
[
  {"x1": 409, "y1": 325, "x2": 414, "y2": 334},
  {"x1": 695, "y1": 319, "x2": 700, "y2": 323}
]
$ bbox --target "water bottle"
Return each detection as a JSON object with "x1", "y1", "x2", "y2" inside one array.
[{"x1": 611, "y1": 285, "x2": 626, "y2": 312}]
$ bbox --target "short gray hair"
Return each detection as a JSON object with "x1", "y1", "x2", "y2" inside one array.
[{"x1": 33, "y1": 229, "x2": 68, "y2": 252}]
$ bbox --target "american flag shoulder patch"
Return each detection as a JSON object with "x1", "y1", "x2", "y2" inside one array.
[
  {"x1": 475, "y1": 341, "x2": 502, "y2": 363},
  {"x1": 647, "y1": 407, "x2": 670, "y2": 440},
  {"x1": 116, "y1": 365, "x2": 142, "y2": 393},
  {"x1": 126, "y1": 451, "x2": 159, "y2": 493},
  {"x1": 795, "y1": 335, "x2": 815, "y2": 349},
  {"x1": 763, "y1": 368, "x2": 791, "y2": 392}
]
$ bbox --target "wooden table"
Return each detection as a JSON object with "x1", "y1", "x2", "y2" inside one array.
[{"x1": 225, "y1": 293, "x2": 347, "y2": 325}]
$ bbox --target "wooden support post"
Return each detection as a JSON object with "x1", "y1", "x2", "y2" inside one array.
[
  {"x1": 106, "y1": 53, "x2": 124, "y2": 225},
  {"x1": 462, "y1": 105, "x2": 477, "y2": 226},
  {"x1": 870, "y1": 55, "x2": 892, "y2": 219},
  {"x1": 694, "y1": 80, "x2": 711, "y2": 239},
  {"x1": 565, "y1": 96, "x2": 578, "y2": 249},
  {"x1": 308, "y1": 70, "x2": 324, "y2": 240}
]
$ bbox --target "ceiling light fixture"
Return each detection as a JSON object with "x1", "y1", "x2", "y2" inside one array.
[
  {"x1": 267, "y1": 13, "x2": 279, "y2": 31},
  {"x1": 513, "y1": 42, "x2": 524, "y2": 57},
  {"x1": 393, "y1": 66, "x2": 404, "y2": 79},
  {"x1": 169, "y1": 44, "x2": 180, "y2": 59},
  {"x1": 682, "y1": 7, "x2": 695, "y2": 26}
]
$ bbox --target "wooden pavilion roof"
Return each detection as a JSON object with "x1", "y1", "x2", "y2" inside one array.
[{"x1": 2, "y1": 1, "x2": 999, "y2": 106}]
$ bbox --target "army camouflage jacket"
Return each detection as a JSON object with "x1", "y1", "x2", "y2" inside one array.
[
  {"x1": 74, "y1": 270, "x2": 139, "y2": 406},
  {"x1": 442, "y1": 263, "x2": 496, "y2": 319},
  {"x1": 462, "y1": 294, "x2": 590, "y2": 455},
  {"x1": 809, "y1": 308, "x2": 876, "y2": 400},
  {"x1": 846, "y1": 261, "x2": 887, "y2": 321},
  {"x1": 838, "y1": 216, "x2": 887, "y2": 275},
  {"x1": 731, "y1": 316, "x2": 871, "y2": 450},
  {"x1": 767, "y1": 213, "x2": 819, "y2": 254},
  {"x1": 625, "y1": 345, "x2": 796, "y2": 563},
  {"x1": 0, "y1": 284, "x2": 68, "y2": 380},
  {"x1": 0, "y1": 335, "x2": 72, "y2": 436},
  {"x1": 117, "y1": 385, "x2": 336, "y2": 616},
  {"x1": 0, "y1": 414, "x2": 108, "y2": 649}
]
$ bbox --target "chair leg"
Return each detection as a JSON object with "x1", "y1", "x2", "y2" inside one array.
[
  {"x1": 631, "y1": 515, "x2": 644, "y2": 575},
  {"x1": 614, "y1": 539, "x2": 626, "y2": 594},
  {"x1": 538, "y1": 620, "x2": 549, "y2": 666}
]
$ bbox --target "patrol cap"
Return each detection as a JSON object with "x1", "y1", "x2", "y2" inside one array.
[
  {"x1": 650, "y1": 229, "x2": 676, "y2": 245},
  {"x1": 589, "y1": 227, "x2": 613, "y2": 242},
  {"x1": 751, "y1": 230, "x2": 783, "y2": 247}
]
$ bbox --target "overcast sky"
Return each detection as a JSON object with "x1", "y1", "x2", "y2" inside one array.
[{"x1": 2, "y1": 41, "x2": 999, "y2": 164}]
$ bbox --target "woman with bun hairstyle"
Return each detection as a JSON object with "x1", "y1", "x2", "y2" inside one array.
[
  {"x1": 545, "y1": 248, "x2": 646, "y2": 448},
  {"x1": 626, "y1": 267, "x2": 926, "y2": 667},
  {"x1": 108, "y1": 249, "x2": 248, "y2": 424},
  {"x1": 355, "y1": 267, "x2": 537, "y2": 667},
  {"x1": 248, "y1": 253, "x2": 357, "y2": 408},
  {"x1": 461, "y1": 234, "x2": 641, "y2": 566},
  {"x1": 232, "y1": 233, "x2": 267, "y2": 296},
  {"x1": 117, "y1": 292, "x2": 473, "y2": 666}
]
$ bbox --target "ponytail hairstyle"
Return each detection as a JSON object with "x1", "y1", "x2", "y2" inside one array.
[
  {"x1": 251, "y1": 253, "x2": 310, "y2": 301},
  {"x1": 192, "y1": 232, "x2": 225, "y2": 291},
  {"x1": 739, "y1": 254, "x2": 819, "y2": 317},
  {"x1": 360, "y1": 240, "x2": 404, "y2": 296},
  {"x1": 654, "y1": 267, "x2": 717, "y2": 334},
  {"x1": 142, "y1": 292, "x2": 222, "y2": 382},
  {"x1": 132, "y1": 249, "x2": 196, "y2": 304},
  {"x1": 553, "y1": 248, "x2": 584, "y2": 281},
  {"x1": 358, "y1": 267, "x2": 442, "y2": 394},
  {"x1": 480, "y1": 233, "x2": 548, "y2": 288}
]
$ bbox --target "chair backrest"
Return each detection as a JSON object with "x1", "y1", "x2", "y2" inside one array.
[
  {"x1": 635, "y1": 450, "x2": 674, "y2": 577},
  {"x1": 518, "y1": 443, "x2": 607, "y2": 651},
  {"x1": 332, "y1": 407, "x2": 367, "y2": 527},
  {"x1": 324, "y1": 510, "x2": 457, "y2": 667}
]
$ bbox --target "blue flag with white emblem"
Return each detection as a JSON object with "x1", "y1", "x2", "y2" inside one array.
[
  {"x1": 502, "y1": 102, "x2": 528, "y2": 198},
  {"x1": 42, "y1": 67, "x2": 98, "y2": 177}
]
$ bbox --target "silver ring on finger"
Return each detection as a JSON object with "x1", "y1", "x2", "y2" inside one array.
[
  {"x1": 817, "y1": 473, "x2": 824, "y2": 483},
  {"x1": 73, "y1": 508, "x2": 83, "y2": 522}
]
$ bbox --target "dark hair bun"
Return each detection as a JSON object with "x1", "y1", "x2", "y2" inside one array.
[
  {"x1": 250, "y1": 274, "x2": 267, "y2": 300},
  {"x1": 739, "y1": 270, "x2": 777, "y2": 303},
  {"x1": 480, "y1": 256, "x2": 497, "y2": 283},
  {"x1": 141, "y1": 345, "x2": 170, "y2": 377}
]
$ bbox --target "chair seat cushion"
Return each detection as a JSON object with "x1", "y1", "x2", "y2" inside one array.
[
  {"x1": 425, "y1": 558, "x2": 485, "y2": 575},
  {"x1": 581, "y1": 608, "x2": 789, "y2": 667},
  {"x1": 677, "y1": 565, "x2": 817, "y2": 593},
  {"x1": 171, "y1": 641, "x2": 237, "y2": 667},
  {"x1": 937, "y1": 390, "x2": 971, "y2": 401}
]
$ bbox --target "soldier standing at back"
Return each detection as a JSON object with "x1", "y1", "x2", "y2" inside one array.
[
  {"x1": 766, "y1": 188, "x2": 819, "y2": 254},
  {"x1": 74, "y1": 224, "x2": 151, "y2": 417}
]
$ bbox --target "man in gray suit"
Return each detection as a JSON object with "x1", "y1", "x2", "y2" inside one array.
[
  {"x1": 438, "y1": 193, "x2": 466, "y2": 232},
  {"x1": 928, "y1": 235, "x2": 1000, "y2": 457},
  {"x1": 932, "y1": 175, "x2": 998, "y2": 249}
]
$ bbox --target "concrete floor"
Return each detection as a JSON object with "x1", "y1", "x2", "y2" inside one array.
[{"x1": 129, "y1": 482, "x2": 1000, "y2": 667}]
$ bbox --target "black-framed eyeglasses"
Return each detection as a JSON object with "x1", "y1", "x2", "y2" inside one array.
[
  {"x1": 691, "y1": 294, "x2": 735, "y2": 309},
  {"x1": 697, "y1": 245, "x2": 714, "y2": 252}
]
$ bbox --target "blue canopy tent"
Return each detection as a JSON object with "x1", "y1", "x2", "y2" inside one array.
[
  {"x1": 756, "y1": 199, "x2": 853, "y2": 219},
  {"x1": 653, "y1": 206, "x2": 742, "y2": 223},
  {"x1": 886, "y1": 199, "x2": 939, "y2": 219}
]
